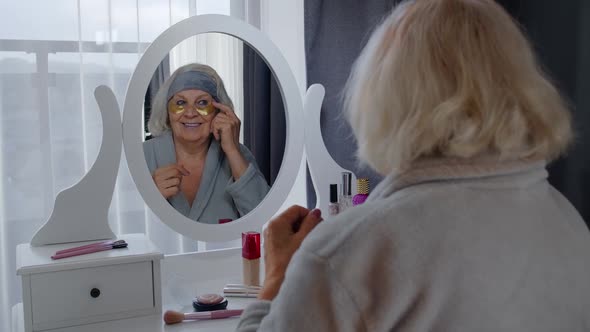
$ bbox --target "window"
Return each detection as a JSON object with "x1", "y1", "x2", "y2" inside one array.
[{"x1": 0, "y1": 2, "x2": 247, "y2": 330}]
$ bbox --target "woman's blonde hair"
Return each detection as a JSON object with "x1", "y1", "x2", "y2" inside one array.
[
  {"x1": 148, "y1": 63, "x2": 234, "y2": 136},
  {"x1": 345, "y1": 0, "x2": 572, "y2": 174}
]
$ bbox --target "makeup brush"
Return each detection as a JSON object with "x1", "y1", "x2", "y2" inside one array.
[{"x1": 163, "y1": 309, "x2": 243, "y2": 324}]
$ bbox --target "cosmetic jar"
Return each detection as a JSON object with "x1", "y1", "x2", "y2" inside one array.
[{"x1": 192, "y1": 293, "x2": 228, "y2": 311}]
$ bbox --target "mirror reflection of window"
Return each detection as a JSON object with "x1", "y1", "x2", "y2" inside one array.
[
  {"x1": 171, "y1": 33, "x2": 244, "y2": 143},
  {"x1": 144, "y1": 33, "x2": 243, "y2": 141}
]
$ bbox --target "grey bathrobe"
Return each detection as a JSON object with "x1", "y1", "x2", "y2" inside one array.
[
  {"x1": 236, "y1": 158, "x2": 590, "y2": 331},
  {"x1": 143, "y1": 131, "x2": 270, "y2": 224}
]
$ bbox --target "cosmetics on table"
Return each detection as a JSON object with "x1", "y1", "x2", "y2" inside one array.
[
  {"x1": 51, "y1": 239, "x2": 128, "y2": 260},
  {"x1": 192, "y1": 293, "x2": 229, "y2": 311},
  {"x1": 242, "y1": 231, "x2": 261, "y2": 286},
  {"x1": 339, "y1": 172, "x2": 353, "y2": 212},
  {"x1": 223, "y1": 284, "x2": 261, "y2": 298},
  {"x1": 226, "y1": 283, "x2": 262, "y2": 289},
  {"x1": 329, "y1": 184, "x2": 340, "y2": 216},
  {"x1": 163, "y1": 309, "x2": 243, "y2": 324},
  {"x1": 352, "y1": 178, "x2": 370, "y2": 206}
]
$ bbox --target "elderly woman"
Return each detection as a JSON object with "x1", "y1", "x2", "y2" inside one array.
[
  {"x1": 144, "y1": 63, "x2": 269, "y2": 224},
  {"x1": 237, "y1": 0, "x2": 590, "y2": 331}
]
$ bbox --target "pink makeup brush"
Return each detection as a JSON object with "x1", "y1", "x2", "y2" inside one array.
[
  {"x1": 163, "y1": 309, "x2": 243, "y2": 325},
  {"x1": 51, "y1": 241, "x2": 128, "y2": 260},
  {"x1": 54, "y1": 240, "x2": 125, "y2": 255}
]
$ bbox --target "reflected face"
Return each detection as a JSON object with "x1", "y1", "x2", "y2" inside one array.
[{"x1": 168, "y1": 89, "x2": 217, "y2": 143}]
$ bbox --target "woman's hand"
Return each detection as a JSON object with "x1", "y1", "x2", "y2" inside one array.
[
  {"x1": 152, "y1": 164, "x2": 190, "y2": 198},
  {"x1": 258, "y1": 205, "x2": 323, "y2": 301},
  {"x1": 210, "y1": 101, "x2": 241, "y2": 154}
]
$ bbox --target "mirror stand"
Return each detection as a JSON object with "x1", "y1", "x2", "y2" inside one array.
[
  {"x1": 29, "y1": 86, "x2": 119, "y2": 246},
  {"x1": 17, "y1": 89, "x2": 164, "y2": 332},
  {"x1": 304, "y1": 84, "x2": 357, "y2": 214}
]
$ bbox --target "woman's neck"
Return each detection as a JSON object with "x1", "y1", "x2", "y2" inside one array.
[{"x1": 174, "y1": 136, "x2": 210, "y2": 164}]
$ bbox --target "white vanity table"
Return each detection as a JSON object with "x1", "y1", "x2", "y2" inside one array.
[
  {"x1": 11, "y1": 13, "x2": 353, "y2": 332},
  {"x1": 13, "y1": 241, "x2": 257, "y2": 331}
]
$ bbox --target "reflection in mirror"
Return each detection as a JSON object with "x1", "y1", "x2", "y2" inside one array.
[{"x1": 142, "y1": 33, "x2": 285, "y2": 225}]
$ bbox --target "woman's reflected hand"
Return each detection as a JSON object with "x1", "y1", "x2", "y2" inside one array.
[
  {"x1": 258, "y1": 205, "x2": 323, "y2": 301},
  {"x1": 152, "y1": 164, "x2": 190, "y2": 199},
  {"x1": 210, "y1": 101, "x2": 241, "y2": 154}
]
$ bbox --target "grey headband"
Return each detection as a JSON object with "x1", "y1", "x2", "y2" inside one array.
[{"x1": 167, "y1": 70, "x2": 219, "y2": 101}]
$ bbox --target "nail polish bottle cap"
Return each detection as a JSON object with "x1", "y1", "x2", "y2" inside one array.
[
  {"x1": 330, "y1": 184, "x2": 338, "y2": 203},
  {"x1": 342, "y1": 172, "x2": 352, "y2": 196},
  {"x1": 357, "y1": 178, "x2": 369, "y2": 195},
  {"x1": 242, "y1": 232, "x2": 260, "y2": 260}
]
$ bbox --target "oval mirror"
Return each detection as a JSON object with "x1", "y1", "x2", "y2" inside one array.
[
  {"x1": 143, "y1": 33, "x2": 284, "y2": 225},
  {"x1": 123, "y1": 14, "x2": 303, "y2": 242}
]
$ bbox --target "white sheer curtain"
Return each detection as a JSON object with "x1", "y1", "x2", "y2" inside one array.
[
  {"x1": 170, "y1": 35, "x2": 244, "y2": 126},
  {"x1": 0, "y1": 1, "x2": 249, "y2": 330},
  {"x1": 169, "y1": 34, "x2": 245, "y2": 252}
]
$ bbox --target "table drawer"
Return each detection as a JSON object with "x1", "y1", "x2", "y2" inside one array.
[{"x1": 30, "y1": 261, "x2": 154, "y2": 330}]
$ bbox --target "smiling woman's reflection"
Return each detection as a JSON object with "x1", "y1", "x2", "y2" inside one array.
[{"x1": 144, "y1": 63, "x2": 270, "y2": 224}]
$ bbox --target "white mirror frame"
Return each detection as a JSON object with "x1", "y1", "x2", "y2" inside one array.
[{"x1": 122, "y1": 14, "x2": 304, "y2": 242}]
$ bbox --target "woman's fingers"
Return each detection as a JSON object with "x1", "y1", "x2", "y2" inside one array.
[
  {"x1": 212, "y1": 101, "x2": 234, "y2": 115},
  {"x1": 213, "y1": 101, "x2": 241, "y2": 124},
  {"x1": 271, "y1": 205, "x2": 310, "y2": 228},
  {"x1": 212, "y1": 114, "x2": 232, "y2": 123},
  {"x1": 177, "y1": 164, "x2": 190, "y2": 176},
  {"x1": 258, "y1": 205, "x2": 323, "y2": 301},
  {"x1": 295, "y1": 209, "x2": 323, "y2": 241},
  {"x1": 212, "y1": 114, "x2": 239, "y2": 129},
  {"x1": 152, "y1": 164, "x2": 189, "y2": 198},
  {"x1": 265, "y1": 205, "x2": 319, "y2": 237},
  {"x1": 211, "y1": 124, "x2": 220, "y2": 140},
  {"x1": 211, "y1": 118, "x2": 239, "y2": 146},
  {"x1": 156, "y1": 176, "x2": 181, "y2": 198},
  {"x1": 155, "y1": 164, "x2": 188, "y2": 179},
  {"x1": 161, "y1": 186, "x2": 179, "y2": 198},
  {"x1": 160, "y1": 177, "x2": 180, "y2": 189}
]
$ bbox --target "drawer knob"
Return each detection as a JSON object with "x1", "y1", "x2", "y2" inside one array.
[{"x1": 90, "y1": 288, "x2": 101, "y2": 298}]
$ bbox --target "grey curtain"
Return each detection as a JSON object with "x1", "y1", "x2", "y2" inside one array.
[
  {"x1": 305, "y1": 0, "x2": 590, "y2": 229},
  {"x1": 497, "y1": 0, "x2": 590, "y2": 229},
  {"x1": 144, "y1": 55, "x2": 170, "y2": 139},
  {"x1": 304, "y1": 0, "x2": 398, "y2": 207},
  {"x1": 242, "y1": 45, "x2": 286, "y2": 186}
]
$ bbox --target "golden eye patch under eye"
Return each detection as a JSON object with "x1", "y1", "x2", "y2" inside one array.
[
  {"x1": 196, "y1": 102, "x2": 216, "y2": 116},
  {"x1": 168, "y1": 98, "x2": 216, "y2": 115},
  {"x1": 168, "y1": 99, "x2": 186, "y2": 114}
]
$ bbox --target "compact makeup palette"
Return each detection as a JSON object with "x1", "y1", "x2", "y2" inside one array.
[{"x1": 192, "y1": 293, "x2": 228, "y2": 312}]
